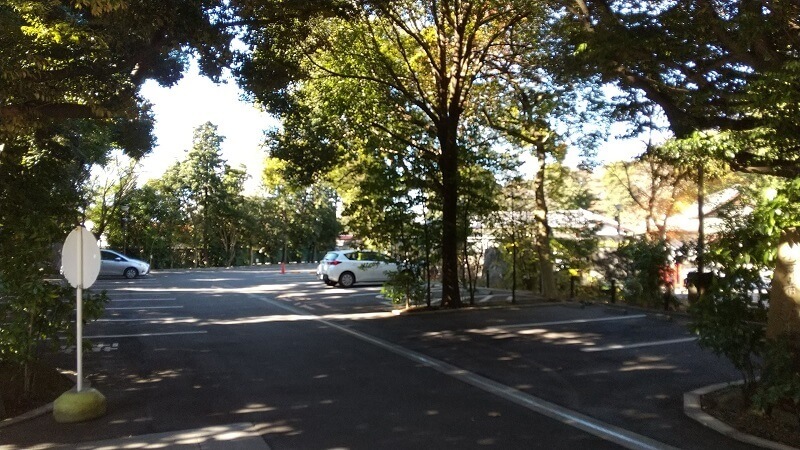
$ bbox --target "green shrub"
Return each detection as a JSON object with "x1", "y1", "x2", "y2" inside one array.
[
  {"x1": 753, "y1": 338, "x2": 800, "y2": 425},
  {"x1": 615, "y1": 238, "x2": 675, "y2": 309},
  {"x1": 381, "y1": 269, "x2": 426, "y2": 309},
  {"x1": 688, "y1": 280, "x2": 766, "y2": 395}
]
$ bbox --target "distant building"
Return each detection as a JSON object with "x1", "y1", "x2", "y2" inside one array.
[
  {"x1": 548, "y1": 209, "x2": 636, "y2": 242},
  {"x1": 663, "y1": 187, "x2": 742, "y2": 240}
]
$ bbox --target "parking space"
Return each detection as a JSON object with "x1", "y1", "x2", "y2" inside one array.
[
  {"x1": 337, "y1": 303, "x2": 745, "y2": 449},
  {"x1": 71, "y1": 276, "x2": 207, "y2": 353},
  {"x1": 4, "y1": 267, "x2": 759, "y2": 450},
  {"x1": 276, "y1": 282, "x2": 392, "y2": 313}
]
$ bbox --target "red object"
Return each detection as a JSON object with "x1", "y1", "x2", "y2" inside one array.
[
  {"x1": 281, "y1": 262, "x2": 286, "y2": 274},
  {"x1": 328, "y1": 260, "x2": 341, "y2": 265}
]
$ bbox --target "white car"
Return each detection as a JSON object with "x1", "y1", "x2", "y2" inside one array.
[
  {"x1": 318, "y1": 250, "x2": 398, "y2": 287},
  {"x1": 100, "y1": 249, "x2": 150, "y2": 279}
]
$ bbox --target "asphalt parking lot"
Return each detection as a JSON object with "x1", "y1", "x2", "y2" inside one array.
[{"x1": 0, "y1": 265, "x2": 757, "y2": 449}]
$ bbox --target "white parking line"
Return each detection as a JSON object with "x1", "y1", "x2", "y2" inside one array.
[
  {"x1": 105, "y1": 293, "x2": 171, "y2": 297},
  {"x1": 501, "y1": 314, "x2": 647, "y2": 329},
  {"x1": 581, "y1": 337, "x2": 698, "y2": 353},
  {"x1": 110, "y1": 298, "x2": 177, "y2": 302},
  {"x1": 320, "y1": 292, "x2": 381, "y2": 298},
  {"x1": 96, "y1": 317, "x2": 193, "y2": 322},
  {"x1": 85, "y1": 331, "x2": 207, "y2": 339},
  {"x1": 106, "y1": 306, "x2": 184, "y2": 310},
  {"x1": 253, "y1": 293, "x2": 676, "y2": 450}
]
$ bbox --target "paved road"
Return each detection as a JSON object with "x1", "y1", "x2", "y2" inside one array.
[{"x1": 0, "y1": 266, "x2": 757, "y2": 449}]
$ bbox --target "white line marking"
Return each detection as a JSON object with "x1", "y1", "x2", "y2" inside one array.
[
  {"x1": 96, "y1": 317, "x2": 192, "y2": 322},
  {"x1": 85, "y1": 331, "x2": 207, "y2": 339},
  {"x1": 501, "y1": 314, "x2": 647, "y2": 329},
  {"x1": 110, "y1": 298, "x2": 176, "y2": 302},
  {"x1": 106, "y1": 306, "x2": 184, "y2": 310},
  {"x1": 475, "y1": 295, "x2": 493, "y2": 303},
  {"x1": 104, "y1": 293, "x2": 172, "y2": 297},
  {"x1": 582, "y1": 337, "x2": 698, "y2": 353},
  {"x1": 331, "y1": 292, "x2": 382, "y2": 298},
  {"x1": 251, "y1": 293, "x2": 676, "y2": 450}
]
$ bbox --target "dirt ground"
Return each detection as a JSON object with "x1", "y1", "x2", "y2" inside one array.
[
  {"x1": 0, "y1": 362, "x2": 73, "y2": 420},
  {"x1": 702, "y1": 385, "x2": 800, "y2": 448}
]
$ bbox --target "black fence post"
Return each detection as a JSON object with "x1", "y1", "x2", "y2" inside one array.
[{"x1": 611, "y1": 279, "x2": 616, "y2": 303}]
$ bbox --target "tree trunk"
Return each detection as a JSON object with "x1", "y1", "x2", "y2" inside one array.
[
  {"x1": 511, "y1": 227, "x2": 518, "y2": 305},
  {"x1": 423, "y1": 197, "x2": 433, "y2": 307},
  {"x1": 462, "y1": 204, "x2": 476, "y2": 305},
  {"x1": 439, "y1": 123, "x2": 461, "y2": 308},
  {"x1": 533, "y1": 143, "x2": 556, "y2": 298},
  {"x1": 767, "y1": 228, "x2": 800, "y2": 344}
]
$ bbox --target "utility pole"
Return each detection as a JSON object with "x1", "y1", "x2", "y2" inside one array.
[{"x1": 697, "y1": 164, "x2": 705, "y2": 273}]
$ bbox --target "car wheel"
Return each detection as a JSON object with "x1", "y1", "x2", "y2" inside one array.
[
  {"x1": 123, "y1": 267, "x2": 138, "y2": 279},
  {"x1": 338, "y1": 271, "x2": 355, "y2": 288}
]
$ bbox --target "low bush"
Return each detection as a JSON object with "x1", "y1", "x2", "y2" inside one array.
[
  {"x1": 753, "y1": 337, "x2": 800, "y2": 426},
  {"x1": 381, "y1": 269, "x2": 426, "y2": 309}
]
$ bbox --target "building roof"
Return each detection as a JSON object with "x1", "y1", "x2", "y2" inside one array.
[
  {"x1": 666, "y1": 187, "x2": 742, "y2": 234},
  {"x1": 549, "y1": 209, "x2": 635, "y2": 238}
]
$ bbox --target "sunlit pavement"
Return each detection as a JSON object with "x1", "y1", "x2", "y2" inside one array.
[
  {"x1": 69, "y1": 423, "x2": 270, "y2": 449},
  {"x1": 0, "y1": 266, "x2": 757, "y2": 450}
]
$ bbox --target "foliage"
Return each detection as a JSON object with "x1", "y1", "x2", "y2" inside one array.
[
  {"x1": 0, "y1": 274, "x2": 107, "y2": 395},
  {"x1": 151, "y1": 123, "x2": 250, "y2": 266},
  {"x1": 0, "y1": 0, "x2": 233, "y2": 151},
  {"x1": 261, "y1": 53, "x2": 439, "y2": 258},
  {"x1": 84, "y1": 151, "x2": 140, "y2": 245},
  {"x1": 614, "y1": 238, "x2": 674, "y2": 309},
  {"x1": 753, "y1": 337, "x2": 800, "y2": 425},
  {"x1": 86, "y1": 149, "x2": 340, "y2": 270},
  {"x1": 553, "y1": 0, "x2": 800, "y2": 177},
  {"x1": 381, "y1": 269, "x2": 426, "y2": 309},
  {"x1": 0, "y1": 0, "x2": 238, "y2": 396},
  {"x1": 239, "y1": 0, "x2": 560, "y2": 307},
  {"x1": 0, "y1": 124, "x2": 112, "y2": 394},
  {"x1": 458, "y1": 162, "x2": 503, "y2": 303},
  {"x1": 550, "y1": 214, "x2": 601, "y2": 273},
  {"x1": 690, "y1": 280, "x2": 766, "y2": 393},
  {"x1": 692, "y1": 177, "x2": 800, "y2": 407},
  {"x1": 603, "y1": 149, "x2": 696, "y2": 239},
  {"x1": 545, "y1": 164, "x2": 597, "y2": 211},
  {"x1": 490, "y1": 180, "x2": 537, "y2": 295}
]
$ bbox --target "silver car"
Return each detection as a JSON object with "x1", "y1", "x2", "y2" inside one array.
[{"x1": 100, "y1": 249, "x2": 150, "y2": 279}]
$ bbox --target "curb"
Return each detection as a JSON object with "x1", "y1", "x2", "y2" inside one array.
[
  {"x1": 684, "y1": 381, "x2": 799, "y2": 450},
  {"x1": 391, "y1": 299, "x2": 567, "y2": 316}
]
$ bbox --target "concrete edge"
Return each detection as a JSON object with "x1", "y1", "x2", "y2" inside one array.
[
  {"x1": 0, "y1": 402, "x2": 54, "y2": 429},
  {"x1": 391, "y1": 299, "x2": 569, "y2": 316},
  {"x1": 684, "y1": 381, "x2": 799, "y2": 450}
]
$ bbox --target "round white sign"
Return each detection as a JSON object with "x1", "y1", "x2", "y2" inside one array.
[{"x1": 62, "y1": 226, "x2": 101, "y2": 289}]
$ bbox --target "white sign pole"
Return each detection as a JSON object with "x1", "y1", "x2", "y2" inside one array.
[
  {"x1": 76, "y1": 226, "x2": 84, "y2": 393},
  {"x1": 56, "y1": 226, "x2": 104, "y2": 423}
]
